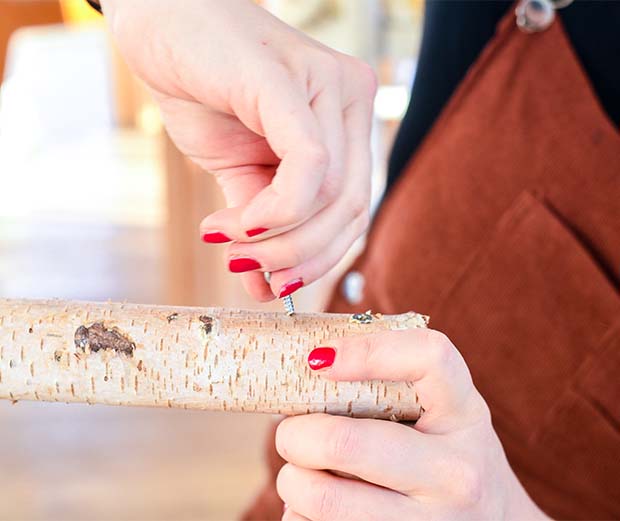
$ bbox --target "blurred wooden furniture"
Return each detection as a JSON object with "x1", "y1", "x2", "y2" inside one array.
[
  {"x1": 0, "y1": 9, "x2": 273, "y2": 519},
  {"x1": 59, "y1": 0, "x2": 102, "y2": 23},
  {"x1": 164, "y1": 134, "x2": 278, "y2": 309},
  {"x1": 0, "y1": 214, "x2": 271, "y2": 521},
  {"x1": 0, "y1": 1, "x2": 63, "y2": 80}
]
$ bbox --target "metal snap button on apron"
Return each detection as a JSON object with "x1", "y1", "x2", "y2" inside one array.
[
  {"x1": 516, "y1": 0, "x2": 555, "y2": 32},
  {"x1": 341, "y1": 271, "x2": 365, "y2": 304},
  {"x1": 515, "y1": 0, "x2": 574, "y2": 33}
]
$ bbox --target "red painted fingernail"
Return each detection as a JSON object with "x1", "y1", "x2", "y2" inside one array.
[
  {"x1": 308, "y1": 347, "x2": 335, "y2": 370},
  {"x1": 279, "y1": 277, "x2": 304, "y2": 298},
  {"x1": 246, "y1": 227, "x2": 269, "y2": 238},
  {"x1": 229, "y1": 257, "x2": 262, "y2": 273},
  {"x1": 202, "y1": 231, "x2": 232, "y2": 244}
]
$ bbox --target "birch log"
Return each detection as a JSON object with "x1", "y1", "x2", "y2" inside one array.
[{"x1": 0, "y1": 299, "x2": 428, "y2": 420}]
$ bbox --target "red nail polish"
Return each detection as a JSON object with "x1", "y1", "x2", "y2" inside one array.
[
  {"x1": 202, "y1": 231, "x2": 232, "y2": 244},
  {"x1": 229, "y1": 257, "x2": 262, "y2": 273},
  {"x1": 246, "y1": 227, "x2": 269, "y2": 238},
  {"x1": 308, "y1": 347, "x2": 335, "y2": 370},
  {"x1": 279, "y1": 278, "x2": 304, "y2": 298}
]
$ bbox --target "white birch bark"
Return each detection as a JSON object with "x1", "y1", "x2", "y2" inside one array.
[{"x1": 0, "y1": 299, "x2": 428, "y2": 420}]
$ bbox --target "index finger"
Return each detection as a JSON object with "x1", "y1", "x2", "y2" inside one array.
[
  {"x1": 309, "y1": 329, "x2": 485, "y2": 430},
  {"x1": 238, "y1": 68, "x2": 331, "y2": 232}
]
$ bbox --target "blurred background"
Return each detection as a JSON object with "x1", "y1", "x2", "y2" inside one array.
[{"x1": 0, "y1": 1, "x2": 422, "y2": 519}]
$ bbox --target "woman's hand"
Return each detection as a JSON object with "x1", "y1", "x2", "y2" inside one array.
[
  {"x1": 100, "y1": 0, "x2": 377, "y2": 301},
  {"x1": 276, "y1": 329, "x2": 549, "y2": 520}
]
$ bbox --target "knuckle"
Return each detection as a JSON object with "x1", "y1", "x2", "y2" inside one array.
[
  {"x1": 316, "y1": 53, "x2": 344, "y2": 83},
  {"x1": 312, "y1": 478, "x2": 342, "y2": 521},
  {"x1": 470, "y1": 391, "x2": 493, "y2": 425},
  {"x1": 305, "y1": 142, "x2": 330, "y2": 171},
  {"x1": 275, "y1": 200, "x2": 310, "y2": 225},
  {"x1": 351, "y1": 59, "x2": 378, "y2": 97},
  {"x1": 348, "y1": 193, "x2": 370, "y2": 220},
  {"x1": 325, "y1": 419, "x2": 359, "y2": 465},
  {"x1": 317, "y1": 175, "x2": 342, "y2": 205},
  {"x1": 452, "y1": 461, "x2": 483, "y2": 507},
  {"x1": 426, "y1": 330, "x2": 455, "y2": 369},
  {"x1": 359, "y1": 336, "x2": 377, "y2": 372},
  {"x1": 479, "y1": 398, "x2": 493, "y2": 424},
  {"x1": 280, "y1": 241, "x2": 306, "y2": 268}
]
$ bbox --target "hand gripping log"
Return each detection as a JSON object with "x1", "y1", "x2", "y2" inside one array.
[{"x1": 0, "y1": 299, "x2": 428, "y2": 421}]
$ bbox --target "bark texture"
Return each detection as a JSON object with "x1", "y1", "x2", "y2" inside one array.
[{"x1": 0, "y1": 299, "x2": 428, "y2": 420}]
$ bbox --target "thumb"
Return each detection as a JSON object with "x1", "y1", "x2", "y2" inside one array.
[{"x1": 200, "y1": 168, "x2": 273, "y2": 241}]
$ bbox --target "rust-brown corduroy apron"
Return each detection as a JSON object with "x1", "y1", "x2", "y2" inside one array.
[{"x1": 243, "y1": 9, "x2": 620, "y2": 521}]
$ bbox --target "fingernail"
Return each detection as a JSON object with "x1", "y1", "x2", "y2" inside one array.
[
  {"x1": 229, "y1": 257, "x2": 262, "y2": 273},
  {"x1": 202, "y1": 231, "x2": 232, "y2": 244},
  {"x1": 246, "y1": 227, "x2": 269, "y2": 238},
  {"x1": 279, "y1": 277, "x2": 304, "y2": 298},
  {"x1": 308, "y1": 347, "x2": 335, "y2": 370}
]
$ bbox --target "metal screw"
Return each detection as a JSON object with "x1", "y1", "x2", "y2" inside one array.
[
  {"x1": 264, "y1": 272, "x2": 295, "y2": 316},
  {"x1": 282, "y1": 294, "x2": 295, "y2": 316}
]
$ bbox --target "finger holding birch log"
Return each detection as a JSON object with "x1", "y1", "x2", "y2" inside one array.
[
  {"x1": 0, "y1": 300, "x2": 428, "y2": 421},
  {"x1": 275, "y1": 330, "x2": 548, "y2": 521}
]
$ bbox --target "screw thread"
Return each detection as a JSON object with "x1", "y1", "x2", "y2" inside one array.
[{"x1": 282, "y1": 295, "x2": 295, "y2": 316}]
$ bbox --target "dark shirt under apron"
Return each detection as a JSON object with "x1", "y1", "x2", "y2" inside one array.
[{"x1": 387, "y1": 0, "x2": 620, "y2": 192}]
